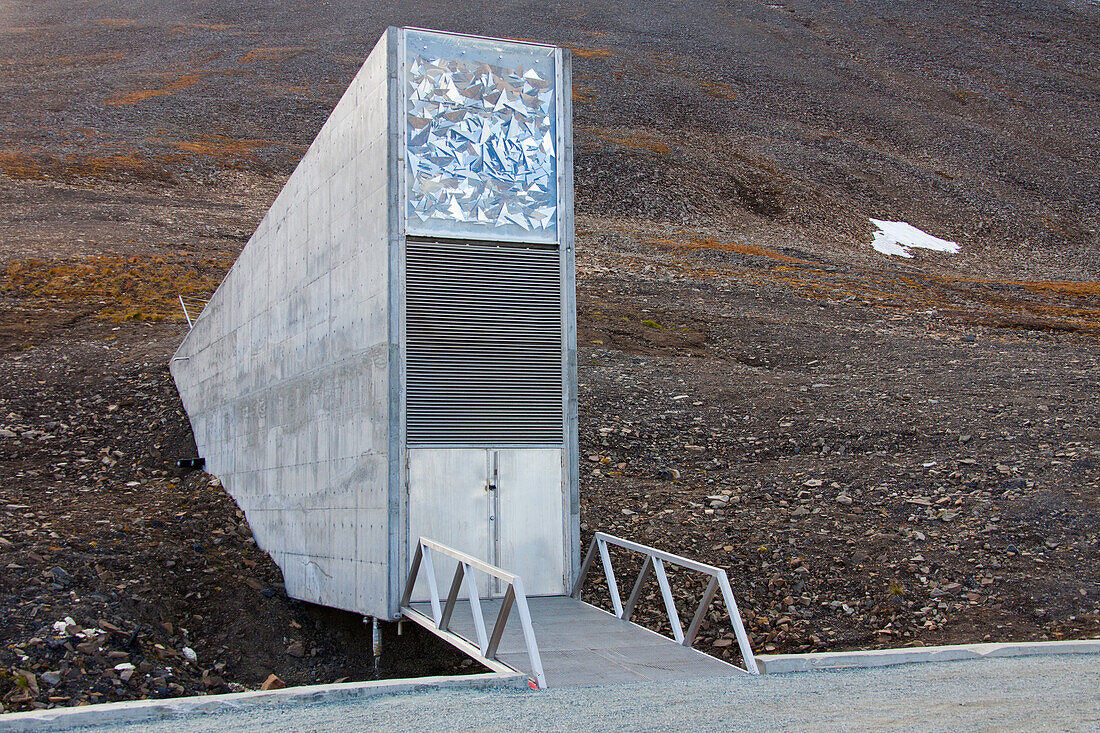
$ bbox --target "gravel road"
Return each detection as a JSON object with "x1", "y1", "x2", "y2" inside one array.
[{"x1": 53, "y1": 655, "x2": 1100, "y2": 733}]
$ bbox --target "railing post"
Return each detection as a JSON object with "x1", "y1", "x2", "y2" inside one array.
[
  {"x1": 400, "y1": 540, "x2": 424, "y2": 608},
  {"x1": 485, "y1": 585, "x2": 516, "y2": 658},
  {"x1": 622, "y1": 555, "x2": 653, "y2": 621},
  {"x1": 463, "y1": 563, "x2": 489, "y2": 655},
  {"x1": 422, "y1": 547, "x2": 442, "y2": 625},
  {"x1": 439, "y1": 561, "x2": 465, "y2": 632},
  {"x1": 718, "y1": 572, "x2": 758, "y2": 674},
  {"x1": 684, "y1": 576, "x2": 719, "y2": 646},
  {"x1": 511, "y1": 577, "x2": 547, "y2": 690},
  {"x1": 571, "y1": 535, "x2": 599, "y2": 598},
  {"x1": 597, "y1": 537, "x2": 624, "y2": 618},
  {"x1": 651, "y1": 557, "x2": 684, "y2": 643}
]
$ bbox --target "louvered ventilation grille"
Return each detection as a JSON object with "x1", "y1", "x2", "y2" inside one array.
[{"x1": 405, "y1": 239, "x2": 564, "y2": 445}]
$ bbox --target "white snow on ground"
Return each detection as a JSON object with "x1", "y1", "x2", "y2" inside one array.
[{"x1": 869, "y1": 218, "x2": 960, "y2": 258}]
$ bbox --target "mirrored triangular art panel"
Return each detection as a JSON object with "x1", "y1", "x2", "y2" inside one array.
[{"x1": 170, "y1": 28, "x2": 577, "y2": 619}]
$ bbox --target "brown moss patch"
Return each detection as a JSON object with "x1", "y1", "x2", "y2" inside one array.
[
  {"x1": 0, "y1": 148, "x2": 172, "y2": 183},
  {"x1": 0, "y1": 150, "x2": 51, "y2": 180},
  {"x1": 654, "y1": 236, "x2": 813, "y2": 265},
  {"x1": 567, "y1": 46, "x2": 614, "y2": 59},
  {"x1": 33, "y1": 52, "x2": 127, "y2": 67},
  {"x1": 1021, "y1": 281, "x2": 1100, "y2": 299},
  {"x1": 167, "y1": 134, "x2": 301, "y2": 169},
  {"x1": 171, "y1": 23, "x2": 238, "y2": 33},
  {"x1": 697, "y1": 79, "x2": 737, "y2": 100},
  {"x1": 0, "y1": 255, "x2": 233, "y2": 323},
  {"x1": 105, "y1": 72, "x2": 203, "y2": 106},
  {"x1": 238, "y1": 46, "x2": 311, "y2": 64},
  {"x1": 67, "y1": 153, "x2": 174, "y2": 182},
  {"x1": 600, "y1": 132, "x2": 671, "y2": 155}
]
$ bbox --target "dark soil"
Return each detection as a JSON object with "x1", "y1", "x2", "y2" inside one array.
[{"x1": 1, "y1": 0, "x2": 1097, "y2": 713}]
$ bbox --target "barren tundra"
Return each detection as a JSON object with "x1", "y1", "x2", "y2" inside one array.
[{"x1": 1, "y1": 0, "x2": 1098, "y2": 712}]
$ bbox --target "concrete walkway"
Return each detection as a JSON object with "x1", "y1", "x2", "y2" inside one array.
[{"x1": 26, "y1": 654, "x2": 1099, "y2": 732}]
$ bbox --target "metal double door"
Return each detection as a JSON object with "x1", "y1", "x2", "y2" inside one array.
[{"x1": 407, "y1": 447, "x2": 565, "y2": 599}]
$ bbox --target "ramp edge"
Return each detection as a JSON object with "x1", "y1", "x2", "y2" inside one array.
[
  {"x1": 0, "y1": 671, "x2": 526, "y2": 732},
  {"x1": 755, "y1": 638, "x2": 1100, "y2": 674}
]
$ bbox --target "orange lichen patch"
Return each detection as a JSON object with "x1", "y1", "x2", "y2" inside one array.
[
  {"x1": 1020, "y1": 281, "x2": 1100, "y2": 299},
  {"x1": 567, "y1": 46, "x2": 614, "y2": 59},
  {"x1": 1, "y1": 255, "x2": 233, "y2": 323},
  {"x1": 35, "y1": 51, "x2": 127, "y2": 66},
  {"x1": 98, "y1": 19, "x2": 137, "y2": 28},
  {"x1": 261, "y1": 83, "x2": 310, "y2": 96},
  {"x1": 697, "y1": 79, "x2": 737, "y2": 100},
  {"x1": 573, "y1": 85, "x2": 595, "y2": 103},
  {"x1": 238, "y1": 46, "x2": 311, "y2": 64},
  {"x1": 675, "y1": 252, "x2": 1100, "y2": 335},
  {"x1": 172, "y1": 23, "x2": 237, "y2": 32},
  {"x1": 600, "y1": 132, "x2": 671, "y2": 155},
  {"x1": 0, "y1": 150, "x2": 51, "y2": 180},
  {"x1": 654, "y1": 236, "x2": 814, "y2": 265},
  {"x1": 67, "y1": 153, "x2": 173, "y2": 182},
  {"x1": 105, "y1": 72, "x2": 203, "y2": 106},
  {"x1": 168, "y1": 134, "x2": 298, "y2": 167}
]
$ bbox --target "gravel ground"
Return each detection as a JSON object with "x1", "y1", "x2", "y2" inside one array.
[
  {"x1": 1, "y1": 0, "x2": 1098, "y2": 714},
  {"x1": 51, "y1": 655, "x2": 1100, "y2": 733}
]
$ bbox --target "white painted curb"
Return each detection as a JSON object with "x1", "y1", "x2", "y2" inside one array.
[
  {"x1": 755, "y1": 638, "x2": 1100, "y2": 674},
  {"x1": 0, "y1": 671, "x2": 526, "y2": 732}
]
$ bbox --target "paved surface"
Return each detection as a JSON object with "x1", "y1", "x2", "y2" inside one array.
[
  {"x1": 410, "y1": 596, "x2": 744, "y2": 686},
  {"x1": 45, "y1": 655, "x2": 1100, "y2": 732}
]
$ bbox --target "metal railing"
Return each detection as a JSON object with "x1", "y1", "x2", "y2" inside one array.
[
  {"x1": 400, "y1": 537, "x2": 547, "y2": 689},
  {"x1": 177, "y1": 294, "x2": 208, "y2": 329},
  {"x1": 571, "y1": 532, "x2": 758, "y2": 674}
]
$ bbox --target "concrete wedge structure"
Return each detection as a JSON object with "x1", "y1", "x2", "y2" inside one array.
[{"x1": 170, "y1": 27, "x2": 578, "y2": 620}]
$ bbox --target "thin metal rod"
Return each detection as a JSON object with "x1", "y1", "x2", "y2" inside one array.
[
  {"x1": 399, "y1": 541, "x2": 423, "y2": 608},
  {"x1": 511, "y1": 577, "x2": 547, "y2": 690},
  {"x1": 597, "y1": 538, "x2": 624, "y2": 618},
  {"x1": 592, "y1": 532, "x2": 724, "y2": 576},
  {"x1": 178, "y1": 295, "x2": 193, "y2": 329},
  {"x1": 684, "y1": 576, "x2": 719, "y2": 646},
  {"x1": 652, "y1": 557, "x2": 684, "y2": 644},
  {"x1": 463, "y1": 563, "x2": 489, "y2": 655},
  {"x1": 718, "y1": 572, "x2": 759, "y2": 674},
  {"x1": 486, "y1": 585, "x2": 516, "y2": 658},
  {"x1": 622, "y1": 556, "x2": 652, "y2": 621},
  {"x1": 422, "y1": 549, "x2": 442, "y2": 625},
  {"x1": 419, "y1": 537, "x2": 519, "y2": 584},
  {"x1": 439, "y1": 562, "x2": 465, "y2": 632},
  {"x1": 570, "y1": 535, "x2": 599, "y2": 598}
]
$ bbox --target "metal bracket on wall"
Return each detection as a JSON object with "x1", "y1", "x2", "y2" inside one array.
[{"x1": 571, "y1": 532, "x2": 759, "y2": 674}]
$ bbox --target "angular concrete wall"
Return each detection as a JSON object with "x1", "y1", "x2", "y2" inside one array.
[{"x1": 170, "y1": 30, "x2": 398, "y2": 616}]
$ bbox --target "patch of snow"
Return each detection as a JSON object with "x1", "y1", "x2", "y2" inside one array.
[{"x1": 869, "y1": 219, "x2": 959, "y2": 258}]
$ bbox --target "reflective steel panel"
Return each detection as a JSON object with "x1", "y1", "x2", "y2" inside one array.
[{"x1": 404, "y1": 29, "x2": 558, "y2": 242}]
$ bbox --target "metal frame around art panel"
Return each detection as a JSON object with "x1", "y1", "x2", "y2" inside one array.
[{"x1": 391, "y1": 28, "x2": 579, "y2": 615}]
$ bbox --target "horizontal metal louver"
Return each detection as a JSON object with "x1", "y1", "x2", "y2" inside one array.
[{"x1": 405, "y1": 239, "x2": 564, "y2": 445}]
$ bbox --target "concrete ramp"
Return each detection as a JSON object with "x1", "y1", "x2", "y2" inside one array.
[{"x1": 407, "y1": 595, "x2": 744, "y2": 687}]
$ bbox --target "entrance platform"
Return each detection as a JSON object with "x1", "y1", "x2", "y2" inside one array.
[{"x1": 407, "y1": 595, "x2": 745, "y2": 687}]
